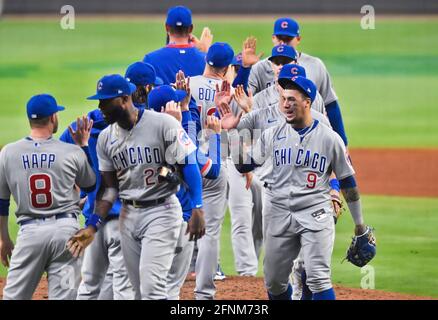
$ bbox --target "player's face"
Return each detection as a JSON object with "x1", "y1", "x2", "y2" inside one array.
[
  {"x1": 278, "y1": 86, "x2": 309, "y2": 125},
  {"x1": 272, "y1": 35, "x2": 301, "y2": 48},
  {"x1": 98, "y1": 96, "x2": 129, "y2": 125}
]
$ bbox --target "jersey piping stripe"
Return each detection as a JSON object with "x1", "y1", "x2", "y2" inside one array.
[{"x1": 200, "y1": 158, "x2": 212, "y2": 177}]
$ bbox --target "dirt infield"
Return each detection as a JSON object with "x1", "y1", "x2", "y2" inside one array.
[
  {"x1": 0, "y1": 276, "x2": 434, "y2": 300},
  {"x1": 349, "y1": 148, "x2": 438, "y2": 197}
]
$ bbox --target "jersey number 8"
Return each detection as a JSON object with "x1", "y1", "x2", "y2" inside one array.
[{"x1": 29, "y1": 173, "x2": 53, "y2": 209}]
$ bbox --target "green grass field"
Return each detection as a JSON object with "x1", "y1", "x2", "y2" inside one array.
[{"x1": 1, "y1": 17, "x2": 438, "y2": 298}]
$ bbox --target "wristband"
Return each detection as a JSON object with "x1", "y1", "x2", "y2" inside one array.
[{"x1": 85, "y1": 213, "x2": 103, "y2": 231}]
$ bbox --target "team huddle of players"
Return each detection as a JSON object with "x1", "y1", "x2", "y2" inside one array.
[{"x1": 0, "y1": 6, "x2": 376, "y2": 300}]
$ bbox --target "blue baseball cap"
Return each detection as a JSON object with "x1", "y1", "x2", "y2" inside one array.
[
  {"x1": 87, "y1": 74, "x2": 137, "y2": 100},
  {"x1": 269, "y1": 45, "x2": 298, "y2": 61},
  {"x1": 206, "y1": 42, "x2": 235, "y2": 68},
  {"x1": 26, "y1": 94, "x2": 65, "y2": 119},
  {"x1": 148, "y1": 85, "x2": 187, "y2": 112},
  {"x1": 278, "y1": 76, "x2": 317, "y2": 103},
  {"x1": 278, "y1": 64, "x2": 306, "y2": 79},
  {"x1": 125, "y1": 62, "x2": 163, "y2": 87},
  {"x1": 231, "y1": 53, "x2": 243, "y2": 66},
  {"x1": 166, "y1": 6, "x2": 192, "y2": 27},
  {"x1": 273, "y1": 18, "x2": 300, "y2": 37}
]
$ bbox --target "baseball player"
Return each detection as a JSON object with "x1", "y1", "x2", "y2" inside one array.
[
  {"x1": 60, "y1": 108, "x2": 134, "y2": 300},
  {"x1": 65, "y1": 74, "x2": 205, "y2": 300},
  {"x1": 143, "y1": 6, "x2": 208, "y2": 85},
  {"x1": 0, "y1": 94, "x2": 96, "y2": 300},
  {"x1": 220, "y1": 65, "x2": 333, "y2": 242},
  {"x1": 148, "y1": 82, "x2": 222, "y2": 300},
  {"x1": 188, "y1": 39, "x2": 263, "y2": 281},
  {"x1": 232, "y1": 75, "x2": 374, "y2": 300},
  {"x1": 248, "y1": 17, "x2": 349, "y2": 146},
  {"x1": 125, "y1": 61, "x2": 163, "y2": 109},
  {"x1": 250, "y1": 45, "x2": 325, "y2": 114}
]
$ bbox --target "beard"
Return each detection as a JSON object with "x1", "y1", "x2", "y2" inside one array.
[{"x1": 104, "y1": 105, "x2": 129, "y2": 125}]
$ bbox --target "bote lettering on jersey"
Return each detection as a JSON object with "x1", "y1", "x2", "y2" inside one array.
[
  {"x1": 112, "y1": 146, "x2": 161, "y2": 170},
  {"x1": 274, "y1": 147, "x2": 327, "y2": 173}
]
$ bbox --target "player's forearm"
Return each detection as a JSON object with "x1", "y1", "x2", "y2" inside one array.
[
  {"x1": 0, "y1": 216, "x2": 10, "y2": 241},
  {"x1": 233, "y1": 66, "x2": 251, "y2": 93},
  {"x1": 197, "y1": 134, "x2": 221, "y2": 179},
  {"x1": 339, "y1": 176, "x2": 365, "y2": 227},
  {"x1": 325, "y1": 100, "x2": 348, "y2": 146},
  {"x1": 181, "y1": 154, "x2": 203, "y2": 209}
]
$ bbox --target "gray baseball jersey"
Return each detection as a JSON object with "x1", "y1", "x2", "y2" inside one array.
[
  {"x1": 96, "y1": 109, "x2": 196, "y2": 201},
  {"x1": 238, "y1": 106, "x2": 331, "y2": 183},
  {"x1": 249, "y1": 53, "x2": 338, "y2": 105},
  {"x1": 0, "y1": 137, "x2": 95, "y2": 223},
  {"x1": 252, "y1": 82, "x2": 325, "y2": 114},
  {"x1": 190, "y1": 75, "x2": 240, "y2": 161},
  {"x1": 252, "y1": 119, "x2": 354, "y2": 212}
]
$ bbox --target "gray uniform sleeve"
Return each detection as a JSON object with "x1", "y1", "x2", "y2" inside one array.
[
  {"x1": 251, "y1": 128, "x2": 274, "y2": 166},
  {"x1": 75, "y1": 147, "x2": 96, "y2": 189},
  {"x1": 237, "y1": 112, "x2": 255, "y2": 131},
  {"x1": 248, "y1": 63, "x2": 262, "y2": 95},
  {"x1": 0, "y1": 147, "x2": 11, "y2": 199},
  {"x1": 331, "y1": 133, "x2": 355, "y2": 180},
  {"x1": 311, "y1": 92, "x2": 325, "y2": 114},
  {"x1": 163, "y1": 115, "x2": 197, "y2": 164},
  {"x1": 97, "y1": 133, "x2": 115, "y2": 172},
  {"x1": 315, "y1": 58, "x2": 338, "y2": 106}
]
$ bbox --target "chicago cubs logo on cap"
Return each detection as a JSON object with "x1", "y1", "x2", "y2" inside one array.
[
  {"x1": 281, "y1": 21, "x2": 289, "y2": 29},
  {"x1": 277, "y1": 46, "x2": 284, "y2": 53},
  {"x1": 291, "y1": 67, "x2": 298, "y2": 75}
]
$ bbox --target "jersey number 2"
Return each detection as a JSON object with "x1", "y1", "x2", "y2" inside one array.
[{"x1": 29, "y1": 174, "x2": 53, "y2": 208}]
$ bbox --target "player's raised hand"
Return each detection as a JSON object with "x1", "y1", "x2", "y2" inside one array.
[
  {"x1": 176, "y1": 70, "x2": 191, "y2": 112},
  {"x1": 69, "y1": 116, "x2": 94, "y2": 147},
  {"x1": 242, "y1": 36, "x2": 263, "y2": 68},
  {"x1": 206, "y1": 115, "x2": 222, "y2": 134},
  {"x1": 214, "y1": 80, "x2": 232, "y2": 107},
  {"x1": 217, "y1": 105, "x2": 243, "y2": 130},
  {"x1": 191, "y1": 27, "x2": 213, "y2": 53},
  {"x1": 186, "y1": 208, "x2": 206, "y2": 241},
  {"x1": 0, "y1": 236, "x2": 14, "y2": 268},
  {"x1": 162, "y1": 100, "x2": 182, "y2": 122},
  {"x1": 233, "y1": 85, "x2": 253, "y2": 114},
  {"x1": 66, "y1": 227, "x2": 95, "y2": 258}
]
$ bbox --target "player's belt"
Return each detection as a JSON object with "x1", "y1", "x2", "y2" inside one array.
[
  {"x1": 19, "y1": 212, "x2": 77, "y2": 226},
  {"x1": 122, "y1": 197, "x2": 167, "y2": 208}
]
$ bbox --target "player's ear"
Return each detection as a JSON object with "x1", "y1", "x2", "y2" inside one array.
[
  {"x1": 271, "y1": 35, "x2": 278, "y2": 45},
  {"x1": 188, "y1": 25, "x2": 194, "y2": 34}
]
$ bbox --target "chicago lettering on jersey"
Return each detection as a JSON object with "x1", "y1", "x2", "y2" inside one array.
[
  {"x1": 22, "y1": 153, "x2": 56, "y2": 170},
  {"x1": 112, "y1": 146, "x2": 161, "y2": 171},
  {"x1": 274, "y1": 147, "x2": 327, "y2": 173}
]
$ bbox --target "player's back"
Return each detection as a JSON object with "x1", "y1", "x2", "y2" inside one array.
[
  {"x1": 297, "y1": 52, "x2": 338, "y2": 106},
  {"x1": 0, "y1": 137, "x2": 95, "y2": 222},
  {"x1": 143, "y1": 45, "x2": 206, "y2": 85},
  {"x1": 190, "y1": 75, "x2": 222, "y2": 126}
]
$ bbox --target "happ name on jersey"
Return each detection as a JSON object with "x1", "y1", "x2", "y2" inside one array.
[
  {"x1": 22, "y1": 153, "x2": 56, "y2": 170},
  {"x1": 274, "y1": 147, "x2": 327, "y2": 173},
  {"x1": 112, "y1": 146, "x2": 162, "y2": 170}
]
